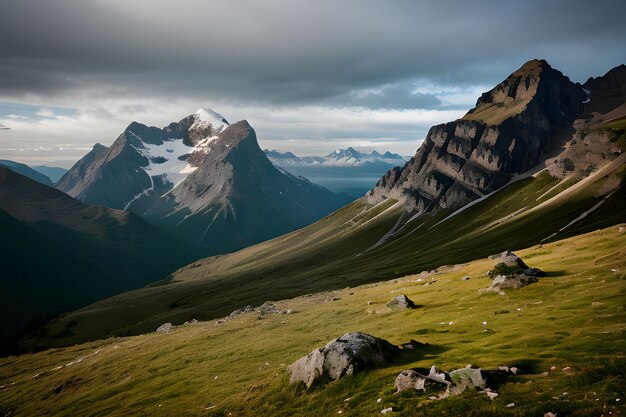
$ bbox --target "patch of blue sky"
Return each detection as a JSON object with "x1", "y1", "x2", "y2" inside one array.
[{"x1": 0, "y1": 102, "x2": 77, "y2": 120}]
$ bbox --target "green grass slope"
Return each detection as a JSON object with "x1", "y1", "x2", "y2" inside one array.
[
  {"x1": 28, "y1": 157, "x2": 626, "y2": 350},
  {"x1": 1, "y1": 225, "x2": 625, "y2": 416}
]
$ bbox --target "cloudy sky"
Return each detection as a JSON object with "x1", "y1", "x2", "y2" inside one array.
[{"x1": 1, "y1": 0, "x2": 625, "y2": 167}]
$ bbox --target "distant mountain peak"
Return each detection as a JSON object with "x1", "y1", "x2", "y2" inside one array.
[
  {"x1": 57, "y1": 111, "x2": 351, "y2": 254},
  {"x1": 463, "y1": 58, "x2": 582, "y2": 125},
  {"x1": 266, "y1": 148, "x2": 407, "y2": 168}
]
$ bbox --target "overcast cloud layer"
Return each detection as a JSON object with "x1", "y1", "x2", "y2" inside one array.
[{"x1": 1, "y1": 0, "x2": 625, "y2": 166}]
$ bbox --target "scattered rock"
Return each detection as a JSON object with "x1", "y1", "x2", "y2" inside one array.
[
  {"x1": 228, "y1": 305, "x2": 255, "y2": 319},
  {"x1": 561, "y1": 366, "x2": 574, "y2": 375},
  {"x1": 461, "y1": 276, "x2": 471, "y2": 281},
  {"x1": 386, "y1": 294, "x2": 417, "y2": 310},
  {"x1": 488, "y1": 250, "x2": 513, "y2": 260},
  {"x1": 449, "y1": 368, "x2": 487, "y2": 394},
  {"x1": 486, "y1": 390, "x2": 499, "y2": 399},
  {"x1": 544, "y1": 413, "x2": 557, "y2": 417},
  {"x1": 427, "y1": 365, "x2": 451, "y2": 385},
  {"x1": 483, "y1": 253, "x2": 546, "y2": 293},
  {"x1": 256, "y1": 302, "x2": 283, "y2": 316},
  {"x1": 381, "y1": 407, "x2": 393, "y2": 414},
  {"x1": 288, "y1": 332, "x2": 401, "y2": 388},
  {"x1": 506, "y1": 403, "x2": 515, "y2": 408},
  {"x1": 222, "y1": 302, "x2": 287, "y2": 322},
  {"x1": 395, "y1": 369, "x2": 448, "y2": 392},
  {"x1": 156, "y1": 323, "x2": 173, "y2": 334}
]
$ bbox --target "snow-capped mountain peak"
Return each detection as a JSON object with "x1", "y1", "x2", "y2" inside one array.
[
  {"x1": 265, "y1": 148, "x2": 407, "y2": 168},
  {"x1": 193, "y1": 108, "x2": 229, "y2": 133}
]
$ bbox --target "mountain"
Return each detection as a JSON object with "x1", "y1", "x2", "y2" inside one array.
[
  {"x1": 264, "y1": 148, "x2": 407, "y2": 195},
  {"x1": 368, "y1": 59, "x2": 588, "y2": 212},
  {"x1": 0, "y1": 159, "x2": 52, "y2": 186},
  {"x1": 31, "y1": 165, "x2": 68, "y2": 183},
  {"x1": 56, "y1": 110, "x2": 352, "y2": 254},
  {"x1": 25, "y1": 60, "x2": 625, "y2": 350},
  {"x1": 264, "y1": 147, "x2": 406, "y2": 167},
  {"x1": 0, "y1": 166, "x2": 205, "y2": 352}
]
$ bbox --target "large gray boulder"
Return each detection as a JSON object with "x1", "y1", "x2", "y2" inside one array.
[
  {"x1": 288, "y1": 332, "x2": 400, "y2": 388},
  {"x1": 386, "y1": 294, "x2": 417, "y2": 310}
]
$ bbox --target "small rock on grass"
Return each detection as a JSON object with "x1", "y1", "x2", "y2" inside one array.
[{"x1": 156, "y1": 323, "x2": 172, "y2": 333}]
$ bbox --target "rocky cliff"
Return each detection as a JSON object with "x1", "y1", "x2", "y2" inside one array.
[{"x1": 367, "y1": 59, "x2": 587, "y2": 212}]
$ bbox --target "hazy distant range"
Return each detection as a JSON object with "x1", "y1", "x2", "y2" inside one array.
[{"x1": 264, "y1": 147, "x2": 408, "y2": 196}]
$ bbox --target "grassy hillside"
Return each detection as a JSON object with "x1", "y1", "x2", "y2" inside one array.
[
  {"x1": 0, "y1": 167, "x2": 206, "y2": 353},
  {"x1": 1, "y1": 225, "x2": 625, "y2": 416},
  {"x1": 27, "y1": 157, "x2": 626, "y2": 350}
]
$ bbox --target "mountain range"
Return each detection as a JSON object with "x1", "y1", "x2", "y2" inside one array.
[
  {"x1": 56, "y1": 110, "x2": 352, "y2": 254},
  {"x1": 264, "y1": 147, "x2": 406, "y2": 167},
  {"x1": 25, "y1": 60, "x2": 626, "y2": 351},
  {"x1": 265, "y1": 148, "x2": 407, "y2": 195}
]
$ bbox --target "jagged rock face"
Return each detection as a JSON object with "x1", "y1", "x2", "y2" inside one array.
[
  {"x1": 58, "y1": 110, "x2": 352, "y2": 254},
  {"x1": 368, "y1": 60, "x2": 587, "y2": 212}
]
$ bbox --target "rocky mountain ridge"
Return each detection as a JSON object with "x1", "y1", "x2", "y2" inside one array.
[{"x1": 367, "y1": 59, "x2": 592, "y2": 212}]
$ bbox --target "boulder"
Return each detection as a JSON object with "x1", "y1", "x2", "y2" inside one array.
[
  {"x1": 386, "y1": 294, "x2": 417, "y2": 310},
  {"x1": 288, "y1": 332, "x2": 400, "y2": 388},
  {"x1": 395, "y1": 369, "x2": 449, "y2": 392},
  {"x1": 256, "y1": 301, "x2": 282, "y2": 315},
  {"x1": 449, "y1": 368, "x2": 487, "y2": 395},
  {"x1": 228, "y1": 305, "x2": 254, "y2": 319},
  {"x1": 156, "y1": 323, "x2": 172, "y2": 333},
  {"x1": 484, "y1": 253, "x2": 546, "y2": 292},
  {"x1": 486, "y1": 274, "x2": 538, "y2": 292}
]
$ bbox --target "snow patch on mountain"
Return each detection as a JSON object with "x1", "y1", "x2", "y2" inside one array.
[{"x1": 193, "y1": 108, "x2": 229, "y2": 133}]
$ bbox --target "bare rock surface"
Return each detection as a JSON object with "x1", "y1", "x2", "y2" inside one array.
[
  {"x1": 386, "y1": 294, "x2": 417, "y2": 310},
  {"x1": 288, "y1": 332, "x2": 401, "y2": 388}
]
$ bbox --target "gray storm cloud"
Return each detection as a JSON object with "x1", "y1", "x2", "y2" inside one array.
[{"x1": 1, "y1": 0, "x2": 625, "y2": 107}]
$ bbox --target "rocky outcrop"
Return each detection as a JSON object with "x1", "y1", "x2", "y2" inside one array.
[
  {"x1": 484, "y1": 251, "x2": 546, "y2": 292},
  {"x1": 368, "y1": 60, "x2": 586, "y2": 213},
  {"x1": 288, "y1": 332, "x2": 400, "y2": 388},
  {"x1": 395, "y1": 365, "x2": 516, "y2": 398}
]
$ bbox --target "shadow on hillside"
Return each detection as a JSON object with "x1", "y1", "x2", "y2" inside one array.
[
  {"x1": 509, "y1": 358, "x2": 544, "y2": 374},
  {"x1": 545, "y1": 270, "x2": 568, "y2": 277},
  {"x1": 396, "y1": 341, "x2": 450, "y2": 366}
]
